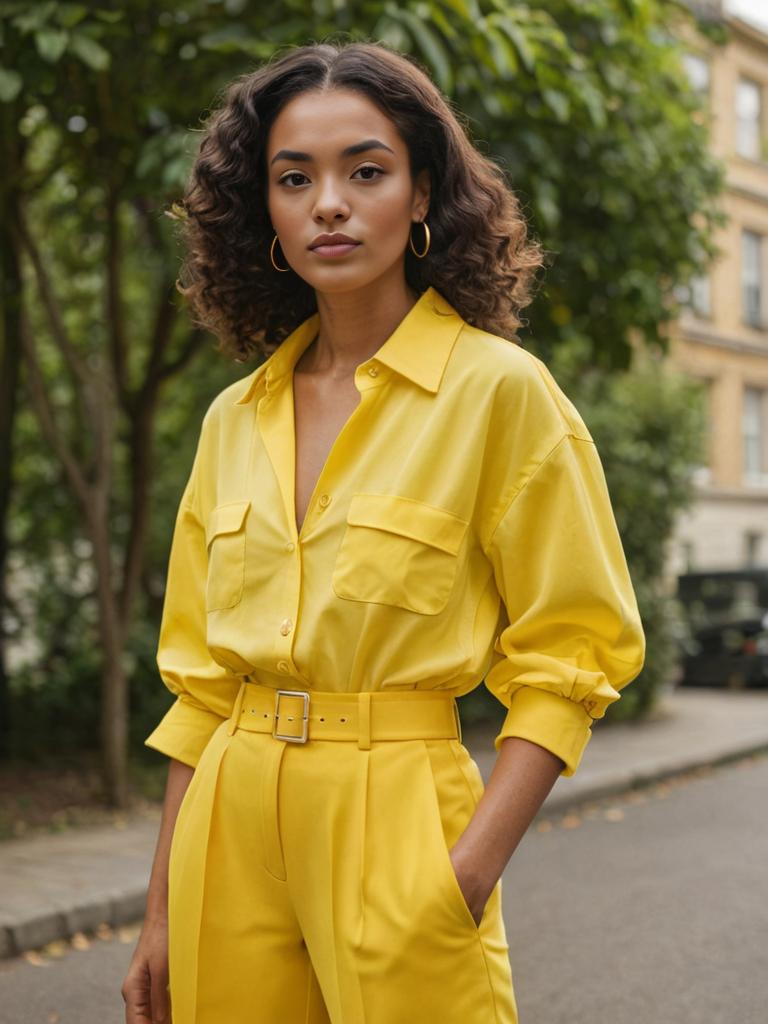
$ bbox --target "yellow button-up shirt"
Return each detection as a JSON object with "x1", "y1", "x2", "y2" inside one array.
[{"x1": 144, "y1": 285, "x2": 645, "y2": 776}]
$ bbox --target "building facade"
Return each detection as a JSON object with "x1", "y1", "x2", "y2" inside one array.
[{"x1": 668, "y1": 6, "x2": 768, "y2": 577}]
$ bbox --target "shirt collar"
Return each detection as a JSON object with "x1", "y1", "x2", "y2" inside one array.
[{"x1": 233, "y1": 285, "x2": 463, "y2": 405}]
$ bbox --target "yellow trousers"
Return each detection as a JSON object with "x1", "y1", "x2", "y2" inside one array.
[{"x1": 167, "y1": 683, "x2": 518, "y2": 1023}]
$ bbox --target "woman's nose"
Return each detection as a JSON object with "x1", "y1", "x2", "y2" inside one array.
[{"x1": 312, "y1": 179, "x2": 350, "y2": 221}]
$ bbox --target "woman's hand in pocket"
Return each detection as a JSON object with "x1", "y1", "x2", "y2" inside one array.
[{"x1": 449, "y1": 841, "x2": 496, "y2": 928}]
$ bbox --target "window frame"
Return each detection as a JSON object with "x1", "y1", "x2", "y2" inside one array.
[
  {"x1": 741, "y1": 229, "x2": 764, "y2": 329},
  {"x1": 735, "y1": 75, "x2": 764, "y2": 161}
]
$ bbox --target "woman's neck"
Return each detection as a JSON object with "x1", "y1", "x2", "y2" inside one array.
[{"x1": 298, "y1": 278, "x2": 420, "y2": 379}]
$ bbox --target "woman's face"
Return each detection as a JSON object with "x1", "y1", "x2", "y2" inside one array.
[{"x1": 265, "y1": 87, "x2": 430, "y2": 294}]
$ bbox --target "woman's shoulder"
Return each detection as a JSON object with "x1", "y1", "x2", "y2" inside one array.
[{"x1": 452, "y1": 322, "x2": 592, "y2": 443}]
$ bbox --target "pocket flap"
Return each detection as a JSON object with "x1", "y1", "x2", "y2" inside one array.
[
  {"x1": 346, "y1": 494, "x2": 468, "y2": 555},
  {"x1": 205, "y1": 500, "x2": 251, "y2": 547}
]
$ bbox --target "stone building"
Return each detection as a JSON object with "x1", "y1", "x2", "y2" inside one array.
[{"x1": 668, "y1": 2, "x2": 768, "y2": 575}]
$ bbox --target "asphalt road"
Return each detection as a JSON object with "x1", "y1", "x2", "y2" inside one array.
[
  {"x1": 1, "y1": 753, "x2": 766, "y2": 1024},
  {"x1": 505, "y1": 752, "x2": 768, "y2": 1024}
]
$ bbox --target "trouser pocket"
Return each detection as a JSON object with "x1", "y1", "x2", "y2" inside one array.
[
  {"x1": 419, "y1": 737, "x2": 490, "y2": 932},
  {"x1": 359, "y1": 740, "x2": 486, "y2": 950},
  {"x1": 352, "y1": 738, "x2": 513, "y2": 1023}
]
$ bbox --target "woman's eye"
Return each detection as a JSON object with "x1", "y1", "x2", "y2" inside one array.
[
  {"x1": 352, "y1": 165, "x2": 383, "y2": 181},
  {"x1": 278, "y1": 172, "x2": 308, "y2": 187}
]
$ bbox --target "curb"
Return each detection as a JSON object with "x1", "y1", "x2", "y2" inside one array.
[
  {"x1": 538, "y1": 739, "x2": 768, "y2": 816},
  {"x1": 1, "y1": 889, "x2": 147, "y2": 960}
]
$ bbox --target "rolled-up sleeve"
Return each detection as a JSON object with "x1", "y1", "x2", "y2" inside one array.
[
  {"x1": 143, "y1": 440, "x2": 241, "y2": 768},
  {"x1": 483, "y1": 432, "x2": 646, "y2": 777}
]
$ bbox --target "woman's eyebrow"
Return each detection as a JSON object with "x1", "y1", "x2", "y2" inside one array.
[{"x1": 270, "y1": 138, "x2": 395, "y2": 166}]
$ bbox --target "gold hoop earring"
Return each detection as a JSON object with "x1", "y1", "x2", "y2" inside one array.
[
  {"x1": 270, "y1": 234, "x2": 291, "y2": 272},
  {"x1": 409, "y1": 220, "x2": 431, "y2": 258}
]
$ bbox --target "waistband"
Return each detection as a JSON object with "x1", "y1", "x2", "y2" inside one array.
[{"x1": 227, "y1": 681, "x2": 462, "y2": 748}]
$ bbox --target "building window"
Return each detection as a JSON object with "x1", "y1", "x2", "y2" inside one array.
[
  {"x1": 736, "y1": 77, "x2": 763, "y2": 160},
  {"x1": 674, "y1": 274, "x2": 711, "y2": 318},
  {"x1": 691, "y1": 274, "x2": 711, "y2": 317},
  {"x1": 741, "y1": 230, "x2": 763, "y2": 328},
  {"x1": 683, "y1": 53, "x2": 710, "y2": 98},
  {"x1": 743, "y1": 386, "x2": 767, "y2": 484},
  {"x1": 681, "y1": 540, "x2": 695, "y2": 572},
  {"x1": 744, "y1": 531, "x2": 763, "y2": 567},
  {"x1": 690, "y1": 377, "x2": 713, "y2": 486}
]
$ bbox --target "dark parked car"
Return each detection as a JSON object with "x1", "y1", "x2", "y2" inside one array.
[{"x1": 675, "y1": 569, "x2": 768, "y2": 689}]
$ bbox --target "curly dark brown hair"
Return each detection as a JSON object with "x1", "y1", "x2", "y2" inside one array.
[{"x1": 170, "y1": 39, "x2": 545, "y2": 361}]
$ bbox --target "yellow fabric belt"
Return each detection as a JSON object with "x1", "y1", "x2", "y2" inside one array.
[{"x1": 228, "y1": 681, "x2": 462, "y2": 748}]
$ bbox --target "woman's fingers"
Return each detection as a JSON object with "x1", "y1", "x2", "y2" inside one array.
[
  {"x1": 149, "y1": 964, "x2": 171, "y2": 1023},
  {"x1": 121, "y1": 956, "x2": 157, "y2": 1023},
  {"x1": 122, "y1": 917, "x2": 170, "y2": 1023}
]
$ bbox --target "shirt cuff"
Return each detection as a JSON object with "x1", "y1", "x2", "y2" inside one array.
[
  {"x1": 493, "y1": 686, "x2": 594, "y2": 777},
  {"x1": 144, "y1": 697, "x2": 226, "y2": 768}
]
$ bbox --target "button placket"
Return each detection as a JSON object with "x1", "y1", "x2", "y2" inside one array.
[
  {"x1": 276, "y1": 534, "x2": 300, "y2": 674},
  {"x1": 277, "y1": 364, "x2": 376, "y2": 677},
  {"x1": 276, "y1": 600, "x2": 298, "y2": 669}
]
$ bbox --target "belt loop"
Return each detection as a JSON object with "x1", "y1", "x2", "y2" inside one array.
[
  {"x1": 357, "y1": 692, "x2": 371, "y2": 750},
  {"x1": 227, "y1": 680, "x2": 248, "y2": 736},
  {"x1": 452, "y1": 698, "x2": 462, "y2": 744}
]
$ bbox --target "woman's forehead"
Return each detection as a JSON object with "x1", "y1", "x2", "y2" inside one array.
[{"x1": 267, "y1": 89, "x2": 401, "y2": 154}]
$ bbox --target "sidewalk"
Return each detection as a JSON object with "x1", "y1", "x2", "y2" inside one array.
[{"x1": 1, "y1": 687, "x2": 766, "y2": 959}]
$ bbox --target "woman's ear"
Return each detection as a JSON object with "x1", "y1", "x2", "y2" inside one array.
[{"x1": 413, "y1": 167, "x2": 431, "y2": 221}]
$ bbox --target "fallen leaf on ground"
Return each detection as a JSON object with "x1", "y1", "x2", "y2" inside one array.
[
  {"x1": 42, "y1": 939, "x2": 68, "y2": 958},
  {"x1": 117, "y1": 923, "x2": 141, "y2": 943},
  {"x1": 22, "y1": 950, "x2": 47, "y2": 966}
]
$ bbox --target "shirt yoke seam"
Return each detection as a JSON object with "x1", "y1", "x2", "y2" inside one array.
[
  {"x1": 484, "y1": 432, "x2": 597, "y2": 553},
  {"x1": 527, "y1": 353, "x2": 593, "y2": 440}
]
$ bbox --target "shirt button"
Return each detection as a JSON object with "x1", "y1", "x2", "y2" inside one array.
[
  {"x1": 318, "y1": 493, "x2": 331, "y2": 508},
  {"x1": 367, "y1": 365, "x2": 379, "y2": 377},
  {"x1": 285, "y1": 541, "x2": 295, "y2": 552},
  {"x1": 279, "y1": 618, "x2": 293, "y2": 636},
  {"x1": 277, "y1": 660, "x2": 290, "y2": 673}
]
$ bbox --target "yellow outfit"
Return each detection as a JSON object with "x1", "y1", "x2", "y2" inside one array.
[{"x1": 145, "y1": 285, "x2": 645, "y2": 1023}]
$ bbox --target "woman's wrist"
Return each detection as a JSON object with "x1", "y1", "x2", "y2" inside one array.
[{"x1": 144, "y1": 890, "x2": 169, "y2": 923}]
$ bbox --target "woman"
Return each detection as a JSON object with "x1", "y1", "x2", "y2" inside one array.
[{"x1": 122, "y1": 39, "x2": 645, "y2": 1024}]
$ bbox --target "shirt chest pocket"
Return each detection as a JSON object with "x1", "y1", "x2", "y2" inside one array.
[
  {"x1": 331, "y1": 494, "x2": 469, "y2": 615},
  {"x1": 205, "y1": 500, "x2": 251, "y2": 612}
]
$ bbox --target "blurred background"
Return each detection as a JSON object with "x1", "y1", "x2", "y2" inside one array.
[{"x1": 1, "y1": 2, "x2": 766, "y2": 1021}]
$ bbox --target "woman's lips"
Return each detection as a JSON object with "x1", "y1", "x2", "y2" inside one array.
[{"x1": 310, "y1": 242, "x2": 361, "y2": 258}]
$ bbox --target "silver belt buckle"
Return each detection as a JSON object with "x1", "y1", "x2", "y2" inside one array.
[{"x1": 273, "y1": 689, "x2": 310, "y2": 743}]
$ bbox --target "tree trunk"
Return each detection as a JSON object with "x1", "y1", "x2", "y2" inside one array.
[{"x1": 0, "y1": 100, "x2": 25, "y2": 758}]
